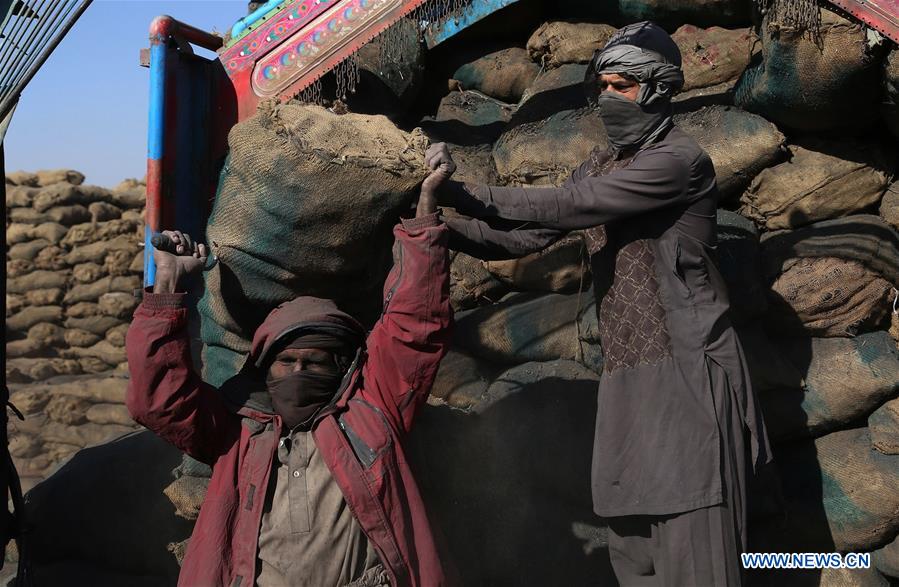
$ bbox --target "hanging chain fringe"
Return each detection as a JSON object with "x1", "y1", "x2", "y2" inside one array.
[{"x1": 293, "y1": 0, "x2": 470, "y2": 106}]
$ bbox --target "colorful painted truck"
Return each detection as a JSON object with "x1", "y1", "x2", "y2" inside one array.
[{"x1": 141, "y1": 0, "x2": 899, "y2": 286}]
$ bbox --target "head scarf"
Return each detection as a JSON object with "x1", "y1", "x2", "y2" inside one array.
[
  {"x1": 249, "y1": 297, "x2": 366, "y2": 431},
  {"x1": 585, "y1": 21, "x2": 684, "y2": 151}
]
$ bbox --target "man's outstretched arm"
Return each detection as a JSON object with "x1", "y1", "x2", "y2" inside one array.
[
  {"x1": 439, "y1": 146, "x2": 694, "y2": 230},
  {"x1": 126, "y1": 231, "x2": 239, "y2": 464},
  {"x1": 359, "y1": 146, "x2": 454, "y2": 435}
]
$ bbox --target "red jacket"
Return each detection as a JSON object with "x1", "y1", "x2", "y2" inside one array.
[{"x1": 126, "y1": 215, "x2": 452, "y2": 587}]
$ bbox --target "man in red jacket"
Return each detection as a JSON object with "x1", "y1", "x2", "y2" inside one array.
[{"x1": 126, "y1": 145, "x2": 456, "y2": 587}]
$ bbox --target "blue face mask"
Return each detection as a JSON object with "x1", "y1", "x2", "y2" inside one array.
[{"x1": 595, "y1": 91, "x2": 671, "y2": 151}]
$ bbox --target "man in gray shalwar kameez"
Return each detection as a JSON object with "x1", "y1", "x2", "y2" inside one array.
[{"x1": 428, "y1": 21, "x2": 773, "y2": 586}]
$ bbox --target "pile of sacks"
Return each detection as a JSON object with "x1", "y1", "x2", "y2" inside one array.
[
  {"x1": 419, "y1": 7, "x2": 899, "y2": 584},
  {"x1": 5, "y1": 171, "x2": 147, "y2": 490},
  {"x1": 6, "y1": 170, "x2": 146, "y2": 382},
  {"x1": 12, "y1": 2, "x2": 899, "y2": 586}
]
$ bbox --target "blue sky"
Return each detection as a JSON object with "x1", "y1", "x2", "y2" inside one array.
[{"x1": 4, "y1": 1, "x2": 247, "y2": 187}]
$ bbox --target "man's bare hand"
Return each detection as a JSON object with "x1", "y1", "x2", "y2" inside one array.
[
  {"x1": 419, "y1": 143, "x2": 456, "y2": 217},
  {"x1": 153, "y1": 230, "x2": 208, "y2": 293}
]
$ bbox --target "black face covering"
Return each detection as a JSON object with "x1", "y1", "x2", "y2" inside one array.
[
  {"x1": 263, "y1": 330, "x2": 357, "y2": 430},
  {"x1": 267, "y1": 369, "x2": 343, "y2": 430},
  {"x1": 596, "y1": 92, "x2": 673, "y2": 151}
]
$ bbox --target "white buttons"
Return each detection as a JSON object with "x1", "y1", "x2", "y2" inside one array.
[{"x1": 293, "y1": 470, "x2": 301, "y2": 478}]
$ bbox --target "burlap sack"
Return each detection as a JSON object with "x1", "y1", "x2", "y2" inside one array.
[
  {"x1": 199, "y1": 104, "x2": 428, "y2": 386},
  {"x1": 27, "y1": 322, "x2": 65, "y2": 347},
  {"x1": 9, "y1": 204, "x2": 90, "y2": 226},
  {"x1": 494, "y1": 105, "x2": 606, "y2": 186},
  {"x1": 35, "y1": 169, "x2": 85, "y2": 187},
  {"x1": 65, "y1": 302, "x2": 100, "y2": 319},
  {"x1": 65, "y1": 329, "x2": 102, "y2": 348},
  {"x1": 62, "y1": 220, "x2": 142, "y2": 248},
  {"x1": 7, "y1": 293, "x2": 26, "y2": 316},
  {"x1": 758, "y1": 332, "x2": 899, "y2": 441},
  {"x1": 6, "y1": 171, "x2": 38, "y2": 187},
  {"x1": 449, "y1": 251, "x2": 509, "y2": 311},
  {"x1": 672, "y1": 25, "x2": 755, "y2": 91},
  {"x1": 89, "y1": 201, "x2": 123, "y2": 222},
  {"x1": 452, "y1": 48, "x2": 540, "y2": 103},
  {"x1": 765, "y1": 428, "x2": 899, "y2": 553},
  {"x1": 7, "y1": 306, "x2": 64, "y2": 331},
  {"x1": 526, "y1": 22, "x2": 617, "y2": 69},
  {"x1": 881, "y1": 181, "x2": 899, "y2": 230},
  {"x1": 870, "y1": 398, "x2": 899, "y2": 455},
  {"x1": 34, "y1": 245, "x2": 68, "y2": 271},
  {"x1": 9, "y1": 433, "x2": 42, "y2": 459},
  {"x1": 109, "y1": 185, "x2": 146, "y2": 209},
  {"x1": 25, "y1": 288, "x2": 64, "y2": 306},
  {"x1": 31, "y1": 222, "x2": 69, "y2": 244},
  {"x1": 163, "y1": 475, "x2": 210, "y2": 521},
  {"x1": 128, "y1": 251, "x2": 144, "y2": 274},
  {"x1": 64, "y1": 316, "x2": 127, "y2": 337},
  {"x1": 740, "y1": 138, "x2": 893, "y2": 231},
  {"x1": 735, "y1": 8, "x2": 886, "y2": 132},
  {"x1": 429, "y1": 349, "x2": 504, "y2": 411},
  {"x1": 7, "y1": 338, "x2": 44, "y2": 358},
  {"x1": 78, "y1": 357, "x2": 113, "y2": 374},
  {"x1": 761, "y1": 215, "x2": 899, "y2": 287},
  {"x1": 6, "y1": 184, "x2": 39, "y2": 207},
  {"x1": 7, "y1": 259, "x2": 33, "y2": 279},
  {"x1": 516, "y1": 63, "x2": 588, "y2": 123},
  {"x1": 62, "y1": 341, "x2": 127, "y2": 366},
  {"x1": 45, "y1": 395, "x2": 92, "y2": 426},
  {"x1": 99, "y1": 292, "x2": 138, "y2": 319},
  {"x1": 35, "y1": 183, "x2": 114, "y2": 213},
  {"x1": 19, "y1": 375, "x2": 128, "y2": 403},
  {"x1": 64, "y1": 276, "x2": 141, "y2": 305},
  {"x1": 63, "y1": 235, "x2": 140, "y2": 265},
  {"x1": 7, "y1": 223, "x2": 32, "y2": 245},
  {"x1": 6, "y1": 358, "x2": 81, "y2": 382},
  {"x1": 444, "y1": 144, "x2": 500, "y2": 185},
  {"x1": 485, "y1": 232, "x2": 588, "y2": 293},
  {"x1": 767, "y1": 257, "x2": 893, "y2": 337},
  {"x1": 8, "y1": 270, "x2": 68, "y2": 293},
  {"x1": 674, "y1": 105, "x2": 785, "y2": 202},
  {"x1": 425, "y1": 89, "x2": 513, "y2": 144},
  {"x1": 85, "y1": 403, "x2": 133, "y2": 427},
  {"x1": 452, "y1": 291, "x2": 583, "y2": 364},
  {"x1": 6, "y1": 222, "x2": 67, "y2": 246},
  {"x1": 105, "y1": 324, "x2": 130, "y2": 347},
  {"x1": 72, "y1": 263, "x2": 106, "y2": 284},
  {"x1": 9, "y1": 389, "x2": 51, "y2": 415},
  {"x1": 9, "y1": 239, "x2": 50, "y2": 262}
]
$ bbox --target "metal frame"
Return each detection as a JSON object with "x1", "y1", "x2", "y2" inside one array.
[
  {"x1": 826, "y1": 0, "x2": 899, "y2": 44},
  {"x1": 144, "y1": 16, "x2": 235, "y2": 287},
  {"x1": 0, "y1": 0, "x2": 93, "y2": 122}
]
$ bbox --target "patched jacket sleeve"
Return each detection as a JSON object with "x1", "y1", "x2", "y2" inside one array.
[
  {"x1": 125, "y1": 292, "x2": 239, "y2": 464},
  {"x1": 451, "y1": 149, "x2": 693, "y2": 230},
  {"x1": 360, "y1": 213, "x2": 453, "y2": 435}
]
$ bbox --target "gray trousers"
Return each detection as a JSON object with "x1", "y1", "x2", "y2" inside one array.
[{"x1": 606, "y1": 360, "x2": 748, "y2": 587}]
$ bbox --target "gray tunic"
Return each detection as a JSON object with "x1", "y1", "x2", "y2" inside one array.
[{"x1": 444, "y1": 125, "x2": 772, "y2": 517}]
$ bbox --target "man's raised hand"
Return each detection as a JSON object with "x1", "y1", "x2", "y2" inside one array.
[
  {"x1": 152, "y1": 230, "x2": 208, "y2": 294},
  {"x1": 418, "y1": 143, "x2": 457, "y2": 217}
]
